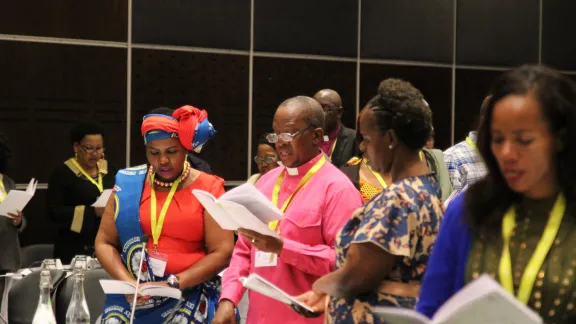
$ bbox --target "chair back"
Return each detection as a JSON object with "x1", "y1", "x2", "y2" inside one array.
[
  {"x1": 55, "y1": 268, "x2": 111, "y2": 324},
  {"x1": 20, "y1": 244, "x2": 54, "y2": 268},
  {"x1": 8, "y1": 269, "x2": 65, "y2": 324}
]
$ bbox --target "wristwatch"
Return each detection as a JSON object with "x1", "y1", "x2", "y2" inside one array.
[{"x1": 167, "y1": 274, "x2": 180, "y2": 289}]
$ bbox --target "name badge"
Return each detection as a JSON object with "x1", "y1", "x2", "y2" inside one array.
[
  {"x1": 255, "y1": 251, "x2": 278, "y2": 268},
  {"x1": 148, "y1": 251, "x2": 168, "y2": 277},
  {"x1": 323, "y1": 135, "x2": 329, "y2": 142}
]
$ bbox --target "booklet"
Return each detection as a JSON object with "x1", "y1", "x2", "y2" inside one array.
[
  {"x1": 0, "y1": 178, "x2": 37, "y2": 217},
  {"x1": 99, "y1": 280, "x2": 182, "y2": 300},
  {"x1": 240, "y1": 273, "x2": 314, "y2": 313},
  {"x1": 192, "y1": 183, "x2": 283, "y2": 238},
  {"x1": 373, "y1": 274, "x2": 543, "y2": 324}
]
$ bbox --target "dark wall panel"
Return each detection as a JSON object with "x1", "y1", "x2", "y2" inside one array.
[
  {"x1": 456, "y1": 0, "x2": 539, "y2": 66},
  {"x1": 254, "y1": 0, "x2": 358, "y2": 57},
  {"x1": 454, "y1": 69, "x2": 502, "y2": 142},
  {"x1": 361, "y1": 0, "x2": 453, "y2": 63},
  {"x1": 359, "y1": 64, "x2": 452, "y2": 150},
  {"x1": 131, "y1": 49, "x2": 249, "y2": 181},
  {"x1": 0, "y1": 41, "x2": 127, "y2": 183},
  {"x1": 19, "y1": 190, "x2": 59, "y2": 246},
  {"x1": 251, "y1": 57, "x2": 357, "y2": 173},
  {"x1": 0, "y1": 1, "x2": 127, "y2": 41},
  {"x1": 542, "y1": 1, "x2": 576, "y2": 70},
  {"x1": 133, "y1": 0, "x2": 250, "y2": 50}
]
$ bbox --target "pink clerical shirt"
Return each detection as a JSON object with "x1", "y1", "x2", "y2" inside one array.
[
  {"x1": 319, "y1": 126, "x2": 340, "y2": 158},
  {"x1": 221, "y1": 153, "x2": 363, "y2": 324}
]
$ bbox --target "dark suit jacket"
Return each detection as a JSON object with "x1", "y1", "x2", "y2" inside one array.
[
  {"x1": 187, "y1": 153, "x2": 212, "y2": 174},
  {"x1": 0, "y1": 174, "x2": 25, "y2": 271},
  {"x1": 47, "y1": 160, "x2": 117, "y2": 264},
  {"x1": 330, "y1": 126, "x2": 359, "y2": 168},
  {"x1": 339, "y1": 162, "x2": 361, "y2": 190}
]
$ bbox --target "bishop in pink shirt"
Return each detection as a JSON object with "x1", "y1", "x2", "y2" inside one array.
[{"x1": 213, "y1": 96, "x2": 363, "y2": 324}]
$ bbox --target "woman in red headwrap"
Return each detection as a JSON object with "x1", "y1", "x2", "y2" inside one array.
[{"x1": 95, "y1": 105, "x2": 237, "y2": 323}]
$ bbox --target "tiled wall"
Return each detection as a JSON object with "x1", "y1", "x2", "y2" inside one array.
[{"x1": 1, "y1": 0, "x2": 574, "y2": 245}]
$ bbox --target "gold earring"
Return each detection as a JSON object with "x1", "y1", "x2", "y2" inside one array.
[{"x1": 74, "y1": 151, "x2": 78, "y2": 159}]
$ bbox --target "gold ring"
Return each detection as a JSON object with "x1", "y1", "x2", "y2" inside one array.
[{"x1": 251, "y1": 238, "x2": 256, "y2": 244}]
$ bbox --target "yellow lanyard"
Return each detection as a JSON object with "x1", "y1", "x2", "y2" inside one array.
[
  {"x1": 150, "y1": 173, "x2": 182, "y2": 250},
  {"x1": 466, "y1": 136, "x2": 478, "y2": 151},
  {"x1": 329, "y1": 138, "x2": 338, "y2": 159},
  {"x1": 0, "y1": 176, "x2": 5, "y2": 203},
  {"x1": 362, "y1": 159, "x2": 387, "y2": 188},
  {"x1": 71, "y1": 158, "x2": 103, "y2": 193},
  {"x1": 499, "y1": 193, "x2": 566, "y2": 304},
  {"x1": 268, "y1": 155, "x2": 326, "y2": 233}
]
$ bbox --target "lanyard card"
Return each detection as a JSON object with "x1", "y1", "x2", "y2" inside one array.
[
  {"x1": 255, "y1": 251, "x2": 278, "y2": 268},
  {"x1": 148, "y1": 251, "x2": 169, "y2": 277}
]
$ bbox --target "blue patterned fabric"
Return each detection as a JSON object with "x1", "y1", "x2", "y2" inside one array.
[
  {"x1": 141, "y1": 113, "x2": 216, "y2": 153},
  {"x1": 142, "y1": 114, "x2": 179, "y2": 145},
  {"x1": 100, "y1": 165, "x2": 231, "y2": 323},
  {"x1": 191, "y1": 118, "x2": 216, "y2": 153},
  {"x1": 326, "y1": 175, "x2": 444, "y2": 324}
]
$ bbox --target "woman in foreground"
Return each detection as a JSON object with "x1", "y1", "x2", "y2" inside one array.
[
  {"x1": 295, "y1": 79, "x2": 444, "y2": 323},
  {"x1": 95, "y1": 105, "x2": 235, "y2": 323},
  {"x1": 417, "y1": 65, "x2": 576, "y2": 324}
]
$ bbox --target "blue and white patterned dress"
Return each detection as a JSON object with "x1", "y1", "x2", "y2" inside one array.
[{"x1": 326, "y1": 175, "x2": 444, "y2": 324}]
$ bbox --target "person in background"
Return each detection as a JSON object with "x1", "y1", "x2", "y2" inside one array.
[
  {"x1": 235, "y1": 133, "x2": 279, "y2": 323},
  {"x1": 313, "y1": 89, "x2": 358, "y2": 167},
  {"x1": 340, "y1": 110, "x2": 391, "y2": 203},
  {"x1": 425, "y1": 128, "x2": 435, "y2": 149},
  {"x1": 295, "y1": 78, "x2": 444, "y2": 323},
  {"x1": 0, "y1": 133, "x2": 25, "y2": 305},
  {"x1": 95, "y1": 105, "x2": 236, "y2": 323},
  {"x1": 248, "y1": 133, "x2": 279, "y2": 185},
  {"x1": 213, "y1": 96, "x2": 363, "y2": 324},
  {"x1": 417, "y1": 65, "x2": 576, "y2": 324},
  {"x1": 443, "y1": 96, "x2": 490, "y2": 205},
  {"x1": 47, "y1": 122, "x2": 116, "y2": 264}
]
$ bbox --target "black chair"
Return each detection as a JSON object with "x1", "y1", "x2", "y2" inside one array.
[
  {"x1": 20, "y1": 244, "x2": 54, "y2": 268},
  {"x1": 55, "y1": 268, "x2": 111, "y2": 324},
  {"x1": 8, "y1": 269, "x2": 66, "y2": 324}
]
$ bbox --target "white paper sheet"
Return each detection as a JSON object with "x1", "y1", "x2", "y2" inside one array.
[
  {"x1": 99, "y1": 280, "x2": 182, "y2": 299},
  {"x1": 0, "y1": 178, "x2": 37, "y2": 217},
  {"x1": 91, "y1": 189, "x2": 113, "y2": 207}
]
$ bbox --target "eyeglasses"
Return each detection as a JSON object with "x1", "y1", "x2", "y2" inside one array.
[
  {"x1": 254, "y1": 156, "x2": 277, "y2": 165},
  {"x1": 322, "y1": 106, "x2": 341, "y2": 114},
  {"x1": 80, "y1": 145, "x2": 105, "y2": 154},
  {"x1": 266, "y1": 125, "x2": 313, "y2": 143}
]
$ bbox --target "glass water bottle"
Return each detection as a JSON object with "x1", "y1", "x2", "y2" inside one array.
[
  {"x1": 65, "y1": 264, "x2": 90, "y2": 324},
  {"x1": 31, "y1": 270, "x2": 57, "y2": 324}
]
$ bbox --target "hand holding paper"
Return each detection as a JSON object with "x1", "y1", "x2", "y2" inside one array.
[
  {"x1": 7, "y1": 210, "x2": 23, "y2": 227},
  {"x1": 237, "y1": 228, "x2": 283, "y2": 254},
  {"x1": 239, "y1": 273, "x2": 320, "y2": 317},
  {"x1": 0, "y1": 178, "x2": 37, "y2": 217},
  {"x1": 192, "y1": 183, "x2": 283, "y2": 238},
  {"x1": 99, "y1": 280, "x2": 182, "y2": 300}
]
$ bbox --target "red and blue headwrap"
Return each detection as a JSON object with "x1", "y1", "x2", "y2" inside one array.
[{"x1": 141, "y1": 105, "x2": 216, "y2": 153}]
